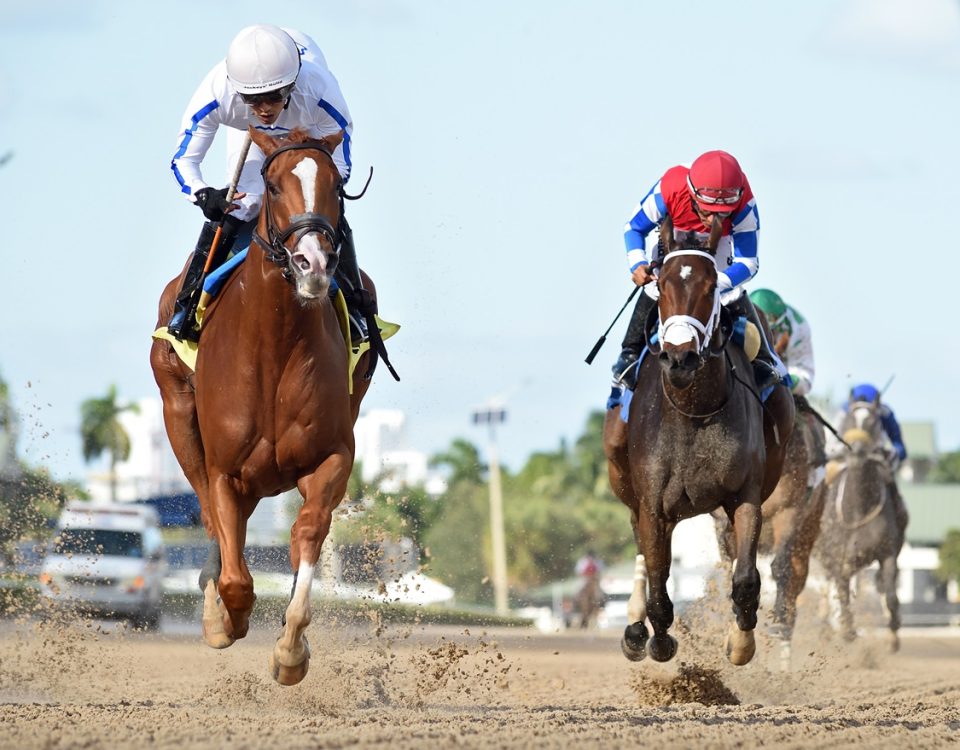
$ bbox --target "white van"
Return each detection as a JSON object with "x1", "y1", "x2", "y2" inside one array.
[{"x1": 39, "y1": 502, "x2": 166, "y2": 629}]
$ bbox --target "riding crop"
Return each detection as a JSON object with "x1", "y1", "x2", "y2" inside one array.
[
  {"x1": 583, "y1": 286, "x2": 640, "y2": 365},
  {"x1": 186, "y1": 132, "x2": 254, "y2": 328}
]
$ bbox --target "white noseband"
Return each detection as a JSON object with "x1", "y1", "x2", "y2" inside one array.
[{"x1": 657, "y1": 249, "x2": 720, "y2": 353}]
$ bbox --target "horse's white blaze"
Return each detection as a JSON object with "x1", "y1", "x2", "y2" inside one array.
[
  {"x1": 679, "y1": 265, "x2": 692, "y2": 280},
  {"x1": 292, "y1": 157, "x2": 319, "y2": 213},
  {"x1": 627, "y1": 554, "x2": 647, "y2": 624}
]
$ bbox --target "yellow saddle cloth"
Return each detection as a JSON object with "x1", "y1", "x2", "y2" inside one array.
[{"x1": 152, "y1": 289, "x2": 399, "y2": 393}]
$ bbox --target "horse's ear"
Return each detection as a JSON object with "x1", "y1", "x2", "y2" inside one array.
[
  {"x1": 320, "y1": 130, "x2": 345, "y2": 154},
  {"x1": 249, "y1": 125, "x2": 279, "y2": 156},
  {"x1": 660, "y1": 216, "x2": 674, "y2": 254},
  {"x1": 707, "y1": 214, "x2": 723, "y2": 251}
]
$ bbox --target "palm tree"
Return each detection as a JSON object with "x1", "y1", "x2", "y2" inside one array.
[
  {"x1": 430, "y1": 438, "x2": 486, "y2": 486},
  {"x1": 80, "y1": 385, "x2": 139, "y2": 502}
]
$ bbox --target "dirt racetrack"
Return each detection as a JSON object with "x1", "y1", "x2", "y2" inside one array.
[{"x1": 1, "y1": 604, "x2": 958, "y2": 750}]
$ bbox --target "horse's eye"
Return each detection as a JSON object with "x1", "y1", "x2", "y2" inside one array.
[{"x1": 267, "y1": 182, "x2": 280, "y2": 197}]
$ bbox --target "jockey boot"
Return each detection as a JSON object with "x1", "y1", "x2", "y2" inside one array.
[
  {"x1": 728, "y1": 294, "x2": 783, "y2": 391},
  {"x1": 612, "y1": 291, "x2": 656, "y2": 391},
  {"x1": 335, "y1": 215, "x2": 373, "y2": 343},
  {"x1": 167, "y1": 221, "x2": 237, "y2": 342}
]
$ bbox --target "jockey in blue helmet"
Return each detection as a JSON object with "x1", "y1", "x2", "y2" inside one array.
[{"x1": 847, "y1": 383, "x2": 907, "y2": 462}]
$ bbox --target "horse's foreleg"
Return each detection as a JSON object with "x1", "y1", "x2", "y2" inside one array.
[
  {"x1": 207, "y1": 475, "x2": 255, "y2": 643},
  {"x1": 835, "y1": 574, "x2": 856, "y2": 641},
  {"x1": 271, "y1": 449, "x2": 351, "y2": 686},
  {"x1": 769, "y1": 506, "x2": 798, "y2": 640},
  {"x1": 782, "y1": 485, "x2": 826, "y2": 636},
  {"x1": 621, "y1": 512, "x2": 649, "y2": 661},
  {"x1": 878, "y1": 555, "x2": 901, "y2": 652},
  {"x1": 726, "y1": 501, "x2": 762, "y2": 666},
  {"x1": 637, "y1": 507, "x2": 677, "y2": 663}
]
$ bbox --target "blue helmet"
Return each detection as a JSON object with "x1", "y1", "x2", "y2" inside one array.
[{"x1": 849, "y1": 383, "x2": 880, "y2": 403}]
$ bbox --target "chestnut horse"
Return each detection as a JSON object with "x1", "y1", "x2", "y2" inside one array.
[
  {"x1": 604, "y1": 217, "x2": 795, "y2": 665},
  {"x1": 151, "y1": 127, "x2": 375, "y2": 685}
]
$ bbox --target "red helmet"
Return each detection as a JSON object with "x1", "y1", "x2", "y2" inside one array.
[{"x1": 687, "y1": 150, "x2": 745, "y2": 213}]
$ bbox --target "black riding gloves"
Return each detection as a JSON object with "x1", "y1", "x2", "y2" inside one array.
[{"x1": 194, "y1": 187, "x2": 233, "y2": 222}]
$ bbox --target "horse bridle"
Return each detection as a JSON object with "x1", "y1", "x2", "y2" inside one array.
[
  {"x1": 252, "y1": 141, "x2": 342, "y2": 276},
  {"x1": 655, "y1": 249, "x2": 723, "y2": 354}
]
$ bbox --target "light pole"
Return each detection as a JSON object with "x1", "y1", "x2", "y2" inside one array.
[{"x1": 472, "y1": 405, "x2": 509, "y2": 615}]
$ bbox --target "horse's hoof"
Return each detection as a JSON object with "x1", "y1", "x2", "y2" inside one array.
[
  {"x1": 202, "y1": 617, "x2": 235, "y2": 649},
  {"x1": 888, "y1": 632, "x2": 900, "y2": 653},
  {"x1": 621, "y1": 622, "x2": 648, "y2": 661},
  {"x1": 647, "y1": 634, "x2": 678, "y2": 663},
  {"x1": 269, "y1": 650, "x2": 310, "y2": 686},
  {"x1": 724, "y1": 625, "x2": 756, "y2": 666}
]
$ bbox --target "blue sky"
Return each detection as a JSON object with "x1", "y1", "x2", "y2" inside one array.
[{"x1": 1, "y1": 0, "x2": 958, "y2": 481}]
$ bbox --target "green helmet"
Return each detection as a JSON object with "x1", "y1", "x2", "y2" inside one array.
[{"x1": 750, "y1": 288, "x2": 787, "y2": 320}]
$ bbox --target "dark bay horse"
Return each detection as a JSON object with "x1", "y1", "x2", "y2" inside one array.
[
  {"x1": 150, "y1": 127, "x2": 377, "y2": 685},
  {"x1": 814, "y1": 398, "x2": 906, "y2": 651},
  {"x1": 714, "y1": 320, "x2": 828, "y2": 668},
  {"x1": 603, "y1": 217, "x2": 794, "y2": 665}
]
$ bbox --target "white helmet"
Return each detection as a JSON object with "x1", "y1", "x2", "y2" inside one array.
[{"x1": 226, "y1": 24, "x2": 301, "y2": 95}]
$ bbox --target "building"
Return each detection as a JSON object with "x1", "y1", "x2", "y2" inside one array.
[
  {"x1": 86, "y1": 398, "x2": 191, "y2": 503},
  {"x1": 354, "y1": 409, "x2": 446, "y2": 494}
]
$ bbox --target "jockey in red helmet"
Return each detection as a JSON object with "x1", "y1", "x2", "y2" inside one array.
[{"x1": 611, "y1": 150, "x2": 786, "y2": 392}]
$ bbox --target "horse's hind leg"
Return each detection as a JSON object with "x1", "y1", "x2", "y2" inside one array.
[
  {"x1": 197, "y1": 541, "x2": 235, "y2": 649},
  {"x1": 150, "y1": 341, "x2": 210, "y2": 513},
  {"x1": 877, "y1": 555, "x2": 901, "y2": 652},
  {"x1": 271, "y1": 448, "x2": 352, "y2": 686},
  {"x1": 636, "y1": 508, "x2": 677, "y2": 663},
  {"x1": 725, "y1": 501, "x2": 762, "y2": 666}
]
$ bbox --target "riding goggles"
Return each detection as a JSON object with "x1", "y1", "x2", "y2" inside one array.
[
  {"x1": 240, "y1": 84, "x2": 294, "y2": 106},
  {"x1": 686, "y1": 175, "x2": 743, "y2": 206}
]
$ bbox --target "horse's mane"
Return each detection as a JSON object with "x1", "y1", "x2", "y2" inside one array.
[{"x1": 282, "y1": 128, "x2": 313, "y2": 145}]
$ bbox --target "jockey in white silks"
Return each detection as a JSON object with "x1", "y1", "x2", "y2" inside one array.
[{"x1": 167, "y1": 24, "x2": 369, "y2": 344}]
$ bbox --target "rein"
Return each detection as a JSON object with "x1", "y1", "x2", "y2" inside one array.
[{"x1": 253, "y1": 141, "x2": 343, "y2": 276}]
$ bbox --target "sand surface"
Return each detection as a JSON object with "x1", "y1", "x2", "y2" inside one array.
[{"x1": 0, "y1": 602, "x2": 958, "y2": 750}]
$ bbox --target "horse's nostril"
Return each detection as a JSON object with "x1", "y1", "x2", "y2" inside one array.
[{"x1": 682, "y1": 351, "x2": 700, "y2": 370}]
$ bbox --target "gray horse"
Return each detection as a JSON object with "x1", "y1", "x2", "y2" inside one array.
[{"x1": 814, "y1": 399, "x2": 907, "y2": 651}]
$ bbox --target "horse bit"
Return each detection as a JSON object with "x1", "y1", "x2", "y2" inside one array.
[{"x1": 252, "y1": 141, "x2": 343, "y2": 278}]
